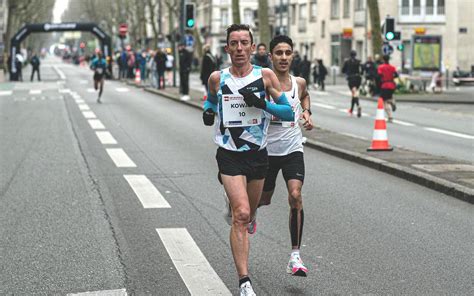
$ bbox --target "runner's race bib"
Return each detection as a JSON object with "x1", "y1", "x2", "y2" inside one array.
[
  {"x1": 222, "y1": 94, "x2": 262, "y2": 127},
  {"x1": 270, "y1": 102, "x2": 302, "y2": 127},
  {"x1": 95, "y1": 68, "x2": 104, "y2": 74}
]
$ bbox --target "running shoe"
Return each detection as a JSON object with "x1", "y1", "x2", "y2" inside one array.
[
  {"x1": 391, "y1": 102, "x2": 397, "y2": 112},
  {"x1": 239, "y1": 281, "x2": 256, "y2": 296},
  {"x1": 223, "y1": 191, "x2": 232, "y2": 226},
  {"x1": 286, "y1": 253, "x2": 308, "y2": 277},
  {"x1": 348, "y1": 108, "x2": 353, "y2": 115},
  {"x1": 357, "y1": 106, "x2": 362, "y2": 117}
]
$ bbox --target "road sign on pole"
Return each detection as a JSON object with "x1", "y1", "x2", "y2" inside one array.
[{"x1": 382, "y1": 43, "x2": 394, "y2": 55}]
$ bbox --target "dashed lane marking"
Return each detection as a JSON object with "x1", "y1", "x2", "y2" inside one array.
[
  {"x1": 115, "y1": 87, "x2": 130, "y2": 92},
  {"x1": 59, "y1": 89, "x2": 71, "y2": 93},
  {"x1": 29, "y1": 90, "x2": 42, "y2": 95},
  {"x1": 392, "y1": 119, "x2": 416, "y2": 126},
  {"x1": 78, "y1": 104, "x2": 90, "y2": 111},
  {"x1": 106, "y1": 148, "x2": 137, "y2": 167},
  {"x1": 67, "y1": 288, "x2": 127, "y2": 296},
  {"x1": 424, "y1": 127, "x2": 474, "y2": 140},
  {"x1": 312, "y1": 102, "x2": 336, "y2": 109},
  {"x1": 124, "y1": 175, "x2": 171, "y2": 208},
  {"x1": 157, "y1": 228, "x2": 232, "y2": 295},
  {"x1": 88, "y1": 119, "x2": 105, "y2": 130},
  {"x1": 96, "y1": 131, "x2": 117, "y2": 145},
  {"x1": 75, "y1": 99, "x2": 85, "y2": 104},
  {"x1": 87, "y1": 88, "x2": 96, "y2": 93},
  {"x1": 0, "y1": 90, "x2": 13, "y2": 96},
  {"x1": 82, "y1": 111, "x2": 96, "y2": 119}
]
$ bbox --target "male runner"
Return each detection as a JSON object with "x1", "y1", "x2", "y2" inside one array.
[
  {"x1": 90, "y1": 51, "x2": 107, "y2": 103},
  {"x1": 202, "y1": 24, "x2": 293, "y2": 296},
  {"x1": 378, "y1": 55, "x2": 399, "y2": 122},
  {"x1": 258, "y1": 35, "x2": 313, "y2": 277},
  {"x1": 342, "y1": 50, "x2": 362, "y2": 117}
]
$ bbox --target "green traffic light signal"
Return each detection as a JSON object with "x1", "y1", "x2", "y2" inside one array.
[
  {"x1": 385, "y1": 31, "x2": 395, "y2": 41},
  {"x1": 397, "y1": 44, "x2": 404, "y2": 51},
  {"x1": 187, "y1": 19, "x2": 195, "y2": 28}
]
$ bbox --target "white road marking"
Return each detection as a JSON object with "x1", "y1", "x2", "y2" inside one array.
[
  {"x1": 67, "y1": 288, "x2": 127, "y2": 296},
  {"x1": 316, "y1": 91, "x2": 329, "y2": 96},
  {"x1": 30, "y1": 90, "x2": 42, "y2": 95},
  {"x1": 0, "y1": 90, "x2": 13, "y2": 96},
  {"x1": 88, "y1": 119, "x2": 105, "y2": 130},
  {"x1": 53, "y1": 66, "x2": 66, "y2": 80},
  {"x1": 392, "y1": 119, "x2": 416, "y2": 126},
  {"x1": 340, "y1": 132, "x2": 368, "y2": 140},
  {"x1": 87, "y1": 88, "x2": 96, "y2": 93},
  {"x1": 106, "y1": 148, "x2": 137, "y2": 167},
  {"x1": 82, "y1": 111, "x2": 96, "y2": 119},
  {"x1": 115, "y1": 87, "x2": 130, "y2": 92},
  {"x1": 424, "y1": 127, "x2": 474, "y2": 139},
  {"x1": 78, "y1": 104, "x2": 90, "y2": 111},
  {"x1": 124, "y1": 175, "x2": 171, "y2": 208},
  {"x1": 312, "y1": 102, "x2": 336, "y2": 109},
  {"x1": 80, "y1": 80, "x2": 88, "y2": 84},
  {"x1": 59, "y1": 89, "x2": 71, "y2": 93},
  {"x1": 157, "y1": 228, "x2": 231, "y2": 295},
  {"x1": 75, "y1": 99, "x2": 85, "y2": 104},
  {"x1": 96, "y1": 131, "x2": 118, "y2": 145}
]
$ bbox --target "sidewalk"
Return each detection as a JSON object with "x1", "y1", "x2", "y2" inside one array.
[{"x1": 124, "y1": 81, "x2": 473, "y2": 203}]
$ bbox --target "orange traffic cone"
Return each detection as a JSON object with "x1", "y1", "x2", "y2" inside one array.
[
  {"x1": 367, "y1": 98, "x2": 393, "y2": 151},
  {"x1": 135, "y1": 69, "x2": 141, "y2": 84}
]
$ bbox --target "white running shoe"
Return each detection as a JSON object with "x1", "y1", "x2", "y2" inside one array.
[
  {"x1": 223, "y1": 191, "x2": 232, "y2": 226},
  {"x1": 286, "y1": 253, "x2": 308, "y2": 277},
  {"x1": 239, "y1": 281, "x2": 256, "y2": 296}
]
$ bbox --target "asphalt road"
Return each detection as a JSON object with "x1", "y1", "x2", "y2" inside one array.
[{"x1": 0, "y1": 58, "x2": 473, "y2": 295}]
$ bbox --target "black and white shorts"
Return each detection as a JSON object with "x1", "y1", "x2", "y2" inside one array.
[
  {"x1": 263, "y1": 151, "x2": 305, "y2": 192},
  {"x1": 216, "y1": 147, "x2": 268, "y2": 183}
]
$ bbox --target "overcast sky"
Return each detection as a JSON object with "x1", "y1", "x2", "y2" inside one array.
[{"x1": 53, "y1": 0, "x2": 69, "y2": 23}]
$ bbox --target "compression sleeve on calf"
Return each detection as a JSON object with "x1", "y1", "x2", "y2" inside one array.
[
  {"x1": 265, "y1": 93, "x2": 294, "y2": 121},
  {"x1": 203, "y1": 92, "x2": 218, "y2": 112}
]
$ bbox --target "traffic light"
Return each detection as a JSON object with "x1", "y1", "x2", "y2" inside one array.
[
  {"x1": 384, "y1": 17, "x2": 395, "y2": 41},
  {"x1": 185, "y1": 3, "x2": 195, "y2": 28},
  {"x1": 397, "y1": 44, "x2": 405, "y2": 51}
]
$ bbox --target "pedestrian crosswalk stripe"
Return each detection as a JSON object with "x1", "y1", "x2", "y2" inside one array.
[
  {"x1": 157, "y1": 228, "x2": 232, "y2": 295},
  {"x1": 96, "y1": 131, "x2": 117, "y2": 145},
  {"x1": 78, "y1": 104, "x2": 90, "y2": 111},
  {"x1": 88, "y1": 119, "x2": 105, "y2": 130},
  {"x1": 124, "y1": 175, "x2": 171, "y2": 208},
  {"x1": 106, "y1": 148, "x2": 137, "y2": 167},
  {"x1": 75, "y1": 99, "x2": 85, "y2": 104}
]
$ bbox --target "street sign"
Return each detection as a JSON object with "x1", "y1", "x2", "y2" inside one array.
[
  {"x1": 119, "y1": 23, "x2": 128, "y2": 38},
  {"x1": 382, "y1": 43, "x2": 394, "y2": 55}
]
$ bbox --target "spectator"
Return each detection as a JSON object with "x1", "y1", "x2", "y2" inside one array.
[
  {"x1": 154, "y1": 48, "x2": 167, "y2": 89},
  {"x1": 165, "y1": 48, "x2": 174, "y2": 86},
  {"x1": 317, "y1": 59, "x2": 327, "y2": 91},
  {"x1": 200, "y1": 44, "x2": 217, "y2": 93},
  {"x1": 178, "y1": 43, "x2": 193, "y2": 100},
  {"x1": 300, "y1": 55, "x2": 311, "y2": 85},
  {"x1": 251, "y1": 43, "x2": 272, "y2": 68},
  {"x1": 30, "y1": 52, "x2": 41, "y2": 81},
  {"x1": 291, "y1": 50, "x2": 301, "y2": 76}
]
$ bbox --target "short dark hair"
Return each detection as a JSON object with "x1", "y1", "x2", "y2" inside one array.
[
  {"x1": 256, "y1": 43, "x2": 266, "y2": 49},
  {"x1": 383, "y1": 54, "x2": 390, "y2": 62},
  {"x1": 226, "y1": 24, "x2": 253, "y2": 45},
  {"x1": 269, "y1": 35, "x2": 293, "y2": 53}
]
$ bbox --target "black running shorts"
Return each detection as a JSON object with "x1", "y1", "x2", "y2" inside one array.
[
  {"x1": 216, "y1": 147, "x2": 268, "y2": 183},
  {"x1": 93, "y1": 72, "x2": 105, "y2": 81},
  {"x1": 348, "y1": 75, "x2": 362, "y2": 90},
  {"x1": 263, "y1": 151, "x2": 305, "y2": 192},
  {"x1": 380, "y1": 89, "x2": 394, "y2": 100}
]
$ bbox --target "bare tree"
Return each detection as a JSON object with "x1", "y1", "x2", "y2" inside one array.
[
  {"x1": 146, "y1": 0, "x2": 160, "y2": 48},
  {"x1": 232, "y1": 0, "x2": 240, "y2": 24},
  {"x1": 367, "y1": 0, "x2": 382, "y2": 57},
  {"x1": 258, "y1": 0, "x2": 271, "y2": 46}
]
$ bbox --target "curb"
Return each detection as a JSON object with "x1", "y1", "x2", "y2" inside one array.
[{"x1": 142, "y1": 86, "x2": 473, "y2": 204}]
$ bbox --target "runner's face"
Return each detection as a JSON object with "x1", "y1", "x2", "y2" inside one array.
[
  {"x1": 270, "y1": 43, "x2": 293, "y2": 73},
  {"x1": 225, "y1": 30, "x2": 254, "y2": 66}
]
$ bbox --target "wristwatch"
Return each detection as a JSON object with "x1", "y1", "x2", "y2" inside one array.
[{"x1": 303, "y1": 108, "x2": 312, "y2": 115}]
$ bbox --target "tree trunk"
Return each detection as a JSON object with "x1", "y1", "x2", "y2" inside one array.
[
  {"x1": 367, "y1": 0, "x2": 382, "y2": 57},
  {"x1": 232, "y1": 0, "x2": 240, "y2": 24},
  {"x1": 258, "y1": 0, "x2": 271, "y2": 46},
  {"x1": 146, "y1": 0, "x2": 159, "y2": 48}
]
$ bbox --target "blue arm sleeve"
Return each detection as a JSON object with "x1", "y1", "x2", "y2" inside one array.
[
  {"x1": 265, "y1": 93, "x2": 294, "y2": 121},
  {"x1": 203, "y1": 92, "x2": 218, "y2": 112}
]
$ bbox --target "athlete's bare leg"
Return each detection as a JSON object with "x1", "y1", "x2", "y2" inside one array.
[{"x1": 286, "y1": 179, "x2": 304, "y2": 249}]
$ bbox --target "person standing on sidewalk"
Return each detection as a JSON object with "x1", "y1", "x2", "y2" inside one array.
[
  {"x1": 178, "y1": 43, "x2": 193, "y2": 100},
  {"x1": 342, "y1": 50, "x2": 363, "y2": 117},
  {"x1": 251, "y1": 43, "x2": 272, "y2": 68},
  {"x1": 377, "y1": 54, "x2": 399, "y2": 122},
  {"x1": 317, "y1": 59, "x2": 327, "y2": 91},
  {"x1": 202, "y1": 24, "x2": 293, "y2": 296},
  {"x1": 257, "y1": 34, "x2": 313, "y2": 277},
  {"x1": 200, "y1": 44, "x2": 217, "y2": 93},
  {"x1": 154, "y1": 48, "x2": 167, "y2": 89},
  {"x1": 30, "y1": 52, "x2": 41, "y2": 82}
]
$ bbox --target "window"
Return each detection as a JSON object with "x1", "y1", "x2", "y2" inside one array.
[
  {"x1": 343, "y1": 0, "x2": 350, "y2": 18},
  {"x1": 401, "y1": 0, "x2": 410, "y2": 15},
  {"x1": 437, "y1": 0, "x2": 445, "y2": 15},
  {"x1": 355, "y1": 0, "x2": 364, "y2": 11},
  {"x1": 321, "y1": 20, "x2": 325, "y2": 38},
  {"x1": 221, "y1": 8, "x2": 229, "y2": 27},
  {"x1": 310, "y1": 0, "x2": 317, "y2": 22},
  {"x1": 331, "y1": 0, "x2": 340, "y2": 19},
  {"x1": 413, "y1": 0, "x2": 421, "y2": 15},
  {"x1": 291, "y1": 4, "x2": 296, "y2": 25},
  {"x1": 243, "y1": 9, "x2": 254, "y2": 26},
  {"x1": 330, "y1": 34, "x2": 341, "y2": 66},
  {"x1": 298, "y1": 4, "x2": 307, "y2": 32},
  {"x1": 426, "y1": 0, "x2": 434, "y2": 14}
]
